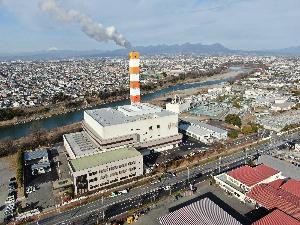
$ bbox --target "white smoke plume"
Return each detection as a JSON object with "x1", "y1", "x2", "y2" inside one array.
[{"x1": 39, "y1": 0, "x2": 131, "y2": 48}]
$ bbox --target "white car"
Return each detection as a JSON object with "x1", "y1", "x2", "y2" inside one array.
[
  {"x1": 26, "y1": 186, "x2": 36, "y2": 194},
  {"x1": 163, "y1": 185, "x2": 171, "y2": 191},
  {"x1": 118, "y1": 189, "x2": 129, "y2": 194}
]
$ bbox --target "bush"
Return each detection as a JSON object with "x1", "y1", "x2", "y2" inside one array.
[
  {"x1": 0, "y1": 108, "x2": 24, "y2": 121},
  {"x1": 241, "y1": 125, "x2": 253, "y2": 135},
  {"x1": 225, "y1": 114, "x2": 242, "y2": 127},
  {"x1": 228, "y1": 130, "x2": 238, "y2": 139}
]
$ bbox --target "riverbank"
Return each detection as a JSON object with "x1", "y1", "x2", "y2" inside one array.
[
  {"x1": 0, "y1": 122, "x2": 81, "y2": 157},
  {"x1": 0, "y1": 68, "x2": 234, "y2": 129}
]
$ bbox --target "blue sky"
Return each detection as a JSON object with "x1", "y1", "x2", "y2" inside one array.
[{"x1": 0, "y1": 0, "x2": 299, "y2": 53}]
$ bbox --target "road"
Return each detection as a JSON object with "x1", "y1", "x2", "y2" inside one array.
[{"x1": 30, "y1": 130, "x2": 299, "y2": 225}]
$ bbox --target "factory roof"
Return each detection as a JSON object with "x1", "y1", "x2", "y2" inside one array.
[
  {"x1": 64, "y1": 131, "x2": 99, "y2": 157},
  {"x1": 252, "y1": 210, "x2": 300, "y2": 225},
  {"x1": 69, "y1": 146, "x2": 141, "y2": 172},
  {"x1": 24, "y1": 149, "x2": 48, "y2": 161},
  {"x1": 85, "y1": 103, "x2": 175, "y2": 127},
  {"x1": 227, "y1": 165, "x2": 279, "y2": 187},
  {"x1": 159, "y1": 197, "x2": 242, "y2": 225}
]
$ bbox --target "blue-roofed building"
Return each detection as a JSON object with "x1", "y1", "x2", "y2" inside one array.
[{"x1": 24, "y1": 149, "x2": 51, "y2": 175}]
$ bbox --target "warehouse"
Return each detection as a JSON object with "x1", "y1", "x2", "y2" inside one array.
[
  {"x1": 158, "y1": 197, "x2": 242, "y2": 225},
  {"x1": 179, "y1": 119, "x2": 227, "y2": 144}
]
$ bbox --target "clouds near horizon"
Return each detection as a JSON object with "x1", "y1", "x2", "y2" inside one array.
[{"x1": 0, "y1": 0, "x2": 299, "y2": 53}]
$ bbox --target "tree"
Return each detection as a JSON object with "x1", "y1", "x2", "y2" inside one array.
[
  {"x1": 225, "y1": 114, "x2": 242, "y2": 127},
  {"x1": 161, "y1": 72, "x2": 168, "y2": 78},
  {"x1": 228, "y1": 130, "x2": 238, "y2": 139}
]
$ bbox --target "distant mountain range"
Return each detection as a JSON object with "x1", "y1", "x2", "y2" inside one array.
[{"x1": 1, "y1": 43, "x2": 300, "y2": 61}]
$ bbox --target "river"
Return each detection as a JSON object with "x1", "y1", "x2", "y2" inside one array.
[{"x1": 0, "y1": 67, "x2": 249, "y2": 141}]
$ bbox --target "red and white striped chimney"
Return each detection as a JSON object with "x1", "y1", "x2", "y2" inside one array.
[{"x1": 129, "y1": 51, "x2": 140, "y2": 104}]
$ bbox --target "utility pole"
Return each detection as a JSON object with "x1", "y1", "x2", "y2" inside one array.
[
  {"x1": 218, "y1": 156, "x2": 221, "y2": 173},
  {"x1": 187, "y1": 166, "x2": 190, "y2": 187}
]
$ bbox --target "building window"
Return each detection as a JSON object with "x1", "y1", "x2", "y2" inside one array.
[
  {"x1": 129, "y1": 167, "x2": 136, "y2": 171},
  {"x1": 120, "y1": 176, "x2": 128, "y2": 181},
  {"x1": 128, "y1": 161, "x2": 136, "y2": 165},
  {"x1": 110, "y1": 172, "x2": 118, "y2": 177},
  {"x1": 157, "y1": 125, "x2": 160, "y2": 129},
  {"x1": 149, "y1": 126, "x2": 153, "y2": 130}
]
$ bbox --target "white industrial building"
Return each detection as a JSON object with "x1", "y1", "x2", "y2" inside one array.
[
  {"x1": 63, "y1": 103, "x2": 182, "y2": 194},
  {"x1": 178, "y1": 119, "x2": 227, "y2": 144},
  {"x1": 166, "y1": 95, "x2": 191, "y2": 114},
  {"x1": 82, "y1": 103, "x2": 182, "y2": 153}
]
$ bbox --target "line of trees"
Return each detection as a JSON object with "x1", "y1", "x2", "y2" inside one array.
[{"x1": 16, "y1": 149, "x2": 24, "y2": 187}]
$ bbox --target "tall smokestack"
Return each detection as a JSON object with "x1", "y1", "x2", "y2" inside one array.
[{"x1": 129, "y1": 51, "x2": 140, "y2": 104}]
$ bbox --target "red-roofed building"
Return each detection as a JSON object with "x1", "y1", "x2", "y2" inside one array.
[
  {"x1": 246, "y1": 183, "x2": 300, "y2": 220},
  {"x1": 215, "y1": 164, "x2": 282, "y2": 202},
  {"x1": 267, "y1": 179, "x2": 285, "y2": 189},
  {"x1": 252, "y1": 210, "x2": 300, "y2": 225},
  {"x1": 281, "y1": 179, "x2": 300, "y2": 198},
  {"x1": 227, "y1": 165, "x2": 280, "y2": 189}
]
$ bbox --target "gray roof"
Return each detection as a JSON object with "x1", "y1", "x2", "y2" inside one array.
[
  {"x1": 179, "y1": 123, "x2": 209, "y2": 137},
  {"x1": 24, "y1": 150, "x2": 48, "y2": 161},
  {"x1": 257, "y1": 155, "x2": 300, "y2": 180},
  {"x1": 181, "y1": 119, "x2": 227, "y2": 134},
  {"x1": 85, "y1": 103, "x2": 175, "y2": 127},
  {"x1": 64, "y1": 131, "x2": 99, "y2": 157}
]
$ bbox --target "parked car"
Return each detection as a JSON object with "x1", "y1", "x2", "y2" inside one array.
[
  {"x1": 26, "y1": 186, "x2": 36, "y2": 194},
  {"x1": 9, "y1": 177, "x2": 16, "y2": 182},
  {"x1": 163, "y1": 185, "x2": 171, "y2": 191},
  {"x1": 5, "y1": 196, "x2": 16, "y2": 204},
  {"x1": 118, "y1": 189, "x2": 129, "y2": 194}
]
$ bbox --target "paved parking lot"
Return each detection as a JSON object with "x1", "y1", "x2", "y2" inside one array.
[
  {"x1": 0, "y1": 157, "x2": 15, "y2": 223},
  {"x1": 144, "y1": 136, "x2": 208, "y2": 166},
  {"x1": 25, "y1": 182, "x2": 55, "y2": 211},
  {"x1": 24, "y1": 146, "x2": 61, "y2": 211}
]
